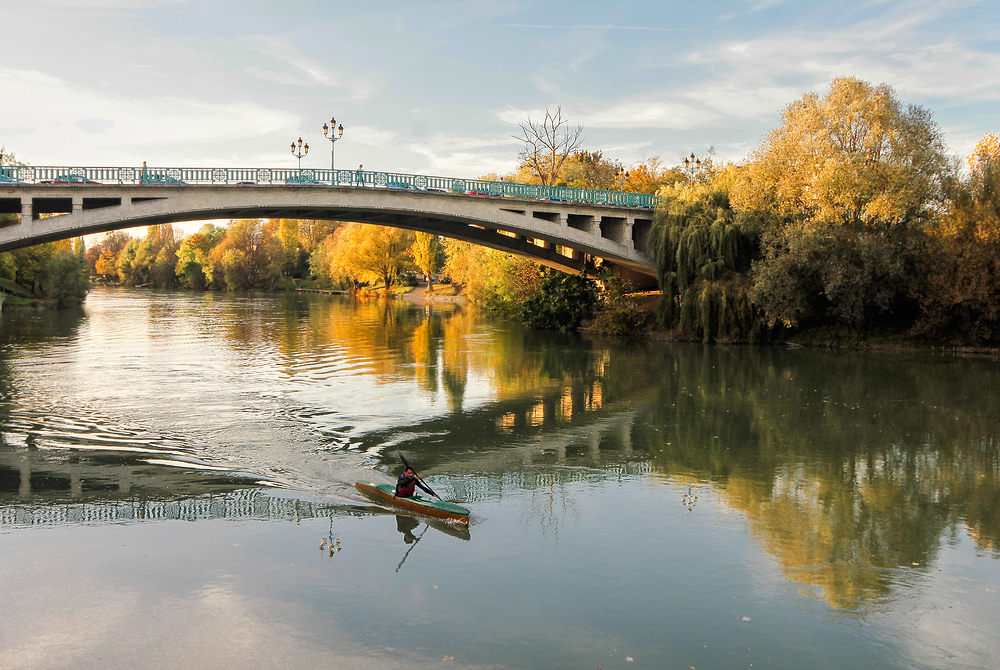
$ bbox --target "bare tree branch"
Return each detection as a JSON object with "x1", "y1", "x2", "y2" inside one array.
[{"x1": 511, "y1": 107, "x2": 585, "y2": 186}]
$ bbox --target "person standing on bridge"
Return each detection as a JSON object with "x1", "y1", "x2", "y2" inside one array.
[{"x1": 356, "y1": 164, "x2": 364, "y2": 186}]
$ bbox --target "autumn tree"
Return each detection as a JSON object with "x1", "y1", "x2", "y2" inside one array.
[
  {"x1": 916, "y1": 133, "x2": 1000, "y2": 343},
  {"x1": 297, "y1": 219, "x2": 338, "y2": 253},
  {"x1": 558, "y1": 150, "x2": 618, "y2": 190},
  {"x1": 621, "y1": 157, "x2": 687, "y2": 194},
  {"x1": 443, "y1": 239, "x2": 541, "y2": 312},
  {"x1": 732, "y1": 77, "x2": 948, "y2": 229},
  {"x1": 967, "y1": 132, "x2": 1000, "y2": 175},
  {"x1": 410, "y1": 232, "x2": 446, "y2": 292},
  {"x1": 174, "y1": 224, "x2": 222, "y2": 289},
  {"x1": 512, "y1": 107, "x2": 584, "y2": 186},
  {"x1": 89, "y1": 230, "x2": 132, "y2": 280},
  {"x1": 330, "y1": 224, "x2": 414, "y2": 294},
  {"x1": 732, "y1": 77, "x2": 950, "y2": 330},
  {"x1": 209, "y1": 219, "x2": 283, "y2": 290}
]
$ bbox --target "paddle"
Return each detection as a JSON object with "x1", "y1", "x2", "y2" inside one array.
[{"x1": 397, "y1": 450, "x2": 441, "y2": 499}]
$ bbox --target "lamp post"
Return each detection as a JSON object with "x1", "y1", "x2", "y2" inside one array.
[
  {"x1": 682, "y1": 153, "x2": 703, "y2": 180},
  {"x1": 322, "y1": 117, "x2": 345, "y2": 172},
  {"x1": 291, "y1": 137, "x2": 309, "y2": 173},
  {"x1": 615, "y1": 166, "x2": 629, "y2": 191}
]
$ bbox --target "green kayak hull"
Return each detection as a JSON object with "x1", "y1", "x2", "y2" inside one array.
[{"x1": 355, "y1": 482, "x2": 470, "y2": 525}]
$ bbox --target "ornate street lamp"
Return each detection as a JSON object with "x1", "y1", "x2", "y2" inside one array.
[
  {"x1": 615, "y1": 166, "x2": 629, "y2": 191},
  {"x1": 682, "y1": 152, "x2": 703, "y2": 179},
  {"x1": 291, "y1": 137, "x2": 309, "y2": 172},
  {"x1": 322, "y1": 117, "x2": 345, "y2": 172}
]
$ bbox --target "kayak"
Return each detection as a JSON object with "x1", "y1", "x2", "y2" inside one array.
[{"x1": 355, "y1": 482, "x2": 470, "y2": 525}]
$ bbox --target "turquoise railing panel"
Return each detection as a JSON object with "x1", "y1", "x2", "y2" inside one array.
[{"x1": 8, "y1": 165, "x2": 660, "y2": 208}]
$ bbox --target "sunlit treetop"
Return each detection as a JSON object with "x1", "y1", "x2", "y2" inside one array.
[
  {"x1": 967, "y1": 133, "x2": 1000, "y2": 174},
  {"x1": 730, "y1": 76, "x2": 949, "y2": 229}
]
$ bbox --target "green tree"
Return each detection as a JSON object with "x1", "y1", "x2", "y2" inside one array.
[
  {"x1": 10, "y1": 243, "x2": 57, "y2": 294},
  {"x1": 43, "y1": 247, "x2": 91, "y2": 306},
  {"x1": 410, "y1": 232, "x2": 445, "y2": 291},
  {"x1": 117, "y1": 238, "x2": 146, "y2": 285},
  {"x1": 558, "y1": 150, "x2": 617, "y2": 190},
  {"x1": 651, "y1": 168, "x2": 767, "y2": 342},
  {"x1": 520, "y1": 269, "x2": 598, "y2": 332},
  {"x1": 589, "y1": 268, "x2": 651, "y2": 336},
  {"x1": 275, "y1": 218, "x2": 309, "y2": 278}
]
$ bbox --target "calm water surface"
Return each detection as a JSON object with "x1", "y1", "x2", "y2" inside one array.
[{"x1": 1, "y1": 287, "x2": 998, "y2": 669}]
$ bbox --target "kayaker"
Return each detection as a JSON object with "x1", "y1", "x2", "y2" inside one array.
[{"x1": 395, "y1": 467, "x2": 434, "y2": 498}]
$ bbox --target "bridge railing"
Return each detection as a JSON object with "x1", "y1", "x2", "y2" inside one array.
[{"x1": 0, "y1": 164, "x2": 660, "y2": 209}]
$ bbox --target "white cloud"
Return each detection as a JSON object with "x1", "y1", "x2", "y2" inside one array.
[
  {"x1": 582, "y1": 101, "x2": 716, "y2": 129},
  {"x1": 0, "y1": 66, "x2": 297, "y2": 166},
  {"x1": 407, "y1": 133, "x2": 519, "y2": 176},
  {"x1": 686, "y1": 86, "x2": 802, "y2": 119},
  {"x1": 248, "y1": 38, "x2": 375, "y2": 102},
  {"x1": 499, "y1": 102, "x2": 712, "y2": 131}
]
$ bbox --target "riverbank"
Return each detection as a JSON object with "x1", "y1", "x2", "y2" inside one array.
[{"x1": 401, "y1": 282, "x2": 467, "y2": 304}]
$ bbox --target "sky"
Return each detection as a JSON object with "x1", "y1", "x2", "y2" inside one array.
[{"x1": 1, "y1": 0, "x2": 998, "y2": 180}]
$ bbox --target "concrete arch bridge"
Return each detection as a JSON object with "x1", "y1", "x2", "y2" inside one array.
[{"x1": 0, "y1": 165, "x2": 659, "y2": 285}]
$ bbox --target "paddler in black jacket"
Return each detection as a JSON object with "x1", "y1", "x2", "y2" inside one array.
[{"x1": 395, "y1": 467, "x2": 435, "y2": 498}]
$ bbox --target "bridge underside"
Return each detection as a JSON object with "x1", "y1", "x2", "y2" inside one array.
[{"x1": 0, "y1": 185, "x2": 658, "y2": 285}]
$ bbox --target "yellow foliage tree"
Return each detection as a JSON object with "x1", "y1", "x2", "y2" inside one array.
[
  {"x1": 443, "y1": 239, "x2": 541, "y2": 310},
  {"x1": 731, "y1": 76, "x2": 948, "y2": 229},
  {"x1": 968, "y1": 132, "x2": 1000, "y2": 175},
  {"x1": 329, "y1": 223, "x2": 415, "y2": 293}
]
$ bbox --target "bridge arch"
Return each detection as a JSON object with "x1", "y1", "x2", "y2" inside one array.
[{"x1": 0, "y1": 183, "x2": 658, "y2": 284}]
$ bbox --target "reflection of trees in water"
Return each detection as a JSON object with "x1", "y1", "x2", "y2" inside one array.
[
  {"x1": 0, "y1": 304, "x2": 87, "y2": 348},
  {"x1": 214, "y1": 293, "x2": 662, "y2": 425},
  {"x1": 638, "y1": 345, "x2": 1000, "y2": 609}
]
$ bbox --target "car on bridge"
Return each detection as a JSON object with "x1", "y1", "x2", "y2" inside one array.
[
  {"x1": 140, "y1": 173, "x2": 186, "y2": 185},
  {"x1": 43, "y1": 174, "x2": 101, "y2": 184},
  {"x1": 286, "y1": 174, "x2": 322, "y2": 185}
]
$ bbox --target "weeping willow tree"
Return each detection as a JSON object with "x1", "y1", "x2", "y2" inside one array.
[{"x1": 650, "y1": 167, "x2": 768, "y2": 342}]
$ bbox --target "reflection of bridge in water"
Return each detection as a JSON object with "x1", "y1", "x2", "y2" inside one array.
[
  {"x1": 0, "y1": 489, "x2": 333, "y2": 528},
  {"x1": 0, "y1": 442, "x2": 345, "y2": 527}
]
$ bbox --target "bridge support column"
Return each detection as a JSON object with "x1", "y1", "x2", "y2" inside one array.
[
  {"x1": 623, "y1": 218, "x2": 635, "y2": 250},
  {"x1": 21, "y1": 201, "x2": 32, "y2": 225},
  {"x1": 72, "y1": 197, "x2": 83, "y2": 215}
]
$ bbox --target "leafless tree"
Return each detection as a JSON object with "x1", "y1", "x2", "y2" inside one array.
[{"x1": 512, "y1": 107, "x2": 584, "y2": 186}]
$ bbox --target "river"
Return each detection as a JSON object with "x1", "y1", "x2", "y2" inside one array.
[{"x1": 0, "y1": 287, "x2": 997, "y2": 669}]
